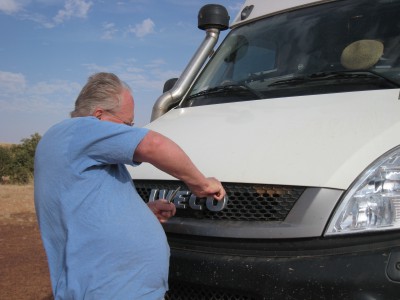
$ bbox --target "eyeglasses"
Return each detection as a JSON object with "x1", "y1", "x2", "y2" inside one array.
[{"x1": 104, "y1": 110, "x2": 134, "y2": 126}]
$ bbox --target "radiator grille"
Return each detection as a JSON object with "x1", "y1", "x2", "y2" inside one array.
[{"x1": 135, "y1": 180, "x2": 305, "y2": 222}]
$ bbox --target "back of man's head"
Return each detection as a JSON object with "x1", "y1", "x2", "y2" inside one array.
[{"x1": 70, "y1": 72, "x2": 129, "y2": 118}]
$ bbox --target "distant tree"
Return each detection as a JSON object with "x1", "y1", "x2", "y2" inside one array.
[
  {"x1": 19, "y1": 132, "x2": 41, "y2": 173},
  {"x1": 0, "y1": 133, "x2": 41, "y2": 184},
  {"x1": 0, "y1": 146, "x2": 12, "y2": 179}
]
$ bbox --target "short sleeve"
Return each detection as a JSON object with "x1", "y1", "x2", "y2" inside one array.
[{"x1": 67, "y1": 117, "x2": 149, "y2": 172}]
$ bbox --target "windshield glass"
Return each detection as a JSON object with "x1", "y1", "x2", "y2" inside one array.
[{"x1": 183, "y1": 0, "x2": 400, "y2": 107}]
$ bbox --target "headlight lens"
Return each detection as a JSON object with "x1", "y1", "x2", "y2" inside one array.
[{"x1": 325, "y1": 146, "x2": 400, "y2": 236}]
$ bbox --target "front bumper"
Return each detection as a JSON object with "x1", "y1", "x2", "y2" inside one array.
[{"x1": 165, "y1": 232, "x2": 400, "y2": 300}]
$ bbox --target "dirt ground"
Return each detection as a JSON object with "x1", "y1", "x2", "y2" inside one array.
[{"x1": 0, "y1": 184, "x2": 53, "y2": 300}]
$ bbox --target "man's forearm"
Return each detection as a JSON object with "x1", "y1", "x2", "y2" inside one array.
[
  {"x1": 134, "y1": 130, "x2": 225, "y2": 200},
  {"x1": 134, "y1": 130, "x2": 207, "y2": 186}
]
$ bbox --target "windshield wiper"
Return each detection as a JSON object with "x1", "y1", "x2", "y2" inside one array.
[
  {"x1": 268, "y1": 70, "x2": 400, "y2": 88},
  {"x1": 187, "y1": 83, "x2": 263, "y2": 100}
]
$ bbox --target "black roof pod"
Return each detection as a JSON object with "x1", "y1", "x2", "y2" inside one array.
[{"x1": 198, "y1": 4, "x2": 230, "y2": 31}]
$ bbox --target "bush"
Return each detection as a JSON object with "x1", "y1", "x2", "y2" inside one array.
[
  {"x1": 0, "y1": 133, "x2": 41, "y2": 184},
  {"x1": 0, "y1": 147, "x2": 12, "y2": 179}
]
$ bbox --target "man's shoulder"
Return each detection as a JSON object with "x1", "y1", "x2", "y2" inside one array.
[{"x1": 44, "y1": 117, "x2": 96, "y2": 136}]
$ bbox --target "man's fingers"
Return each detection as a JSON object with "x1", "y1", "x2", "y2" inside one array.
[{"x1": 213, "y1": 187, "x2": 226, "y2": 201}]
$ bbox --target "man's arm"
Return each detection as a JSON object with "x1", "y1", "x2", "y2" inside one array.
[{"x1": 133, "y1": 130, "x2": 225, "y2": 200}]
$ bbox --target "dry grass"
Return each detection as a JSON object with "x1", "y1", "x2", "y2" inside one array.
[
  {"x1": 0, "y1": 143, "x2": 14, "y2": 147},
  {"x1": 0, "y1": 184, "x2": 35, "y2": 213},
  {"x1": 0, "y1": 184, "x2": 35, "y2": 224}
]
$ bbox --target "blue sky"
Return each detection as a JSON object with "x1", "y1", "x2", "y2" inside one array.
[{"x1": 0, "y1": 0, "x2": 242, "y2": 143}]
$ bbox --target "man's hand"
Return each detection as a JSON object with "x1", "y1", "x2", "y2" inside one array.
[
  {"x1": 147, "y1": 200, "x2": 177, "y2": 223},
  {"x1": 187, "y1": 177, "x2": 226, "y2": 201}
]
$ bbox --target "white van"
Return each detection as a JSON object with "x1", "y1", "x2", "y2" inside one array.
[{"x1": 130, "y1": 0, "x2": 400, "y2": 298}]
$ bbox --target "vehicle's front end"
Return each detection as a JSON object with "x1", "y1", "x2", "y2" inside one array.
[{"x1": 130, "y1": 0, "x2": 400, "y2": 298}]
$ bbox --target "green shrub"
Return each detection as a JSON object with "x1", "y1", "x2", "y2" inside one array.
[
  {"x1": 0, "y1": 133, "x2": 41, "y2": 184},
  {"x1": 0, "y1": 146, "x2": 12, "y2": 179}
]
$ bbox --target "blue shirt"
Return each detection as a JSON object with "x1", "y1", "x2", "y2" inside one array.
[{"x1": 34, "y1": 117, "x2": 170, "y2": 300}]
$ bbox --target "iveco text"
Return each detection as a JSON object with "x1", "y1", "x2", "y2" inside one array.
[{"x1": 149, "y1": 188, "x2": 228, "y2": 211}]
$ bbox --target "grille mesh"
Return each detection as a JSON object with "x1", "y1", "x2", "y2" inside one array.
[
  {"x1": 135, "y1": 180, "x2": 305, "y2": 222},
  {"x1": 165, "y1": 282, "x2": 257, "y2": 300}
]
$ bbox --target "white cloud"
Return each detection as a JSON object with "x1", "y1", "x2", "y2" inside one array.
[
  {"x1": 228, "y1": 2, "x2": 243, "y2": 11},
  {"x1": 83, "y1": 63, "x2": 113, "y2": 74},
  {"x1": 101, "y1": 22, "x2": 118, "y2": 40},
  {"x1": 1, "y1": 0, "x2": 93, "y2": 28},
  {"x1": 0, "y1": 70, "x2": 80, "y2": 112},
  {"x1": 145, "y1": 59, "x2": 166, "y2": 68},
  {"x1": 21, "y1": 11, "x2": 55, "y2": 28},
  {"x1": 30, "y1": 80, "x2": 81, "y2": 96},
  {"x1": 53, "y1": 0, "x2": 93, "y2": 24},
  {"x1": 82, "y1": 58, "x2": 179, "y2": 92},
  {"x1": 0, "y1": 0, "x2": 24, "y2": 14},
  {"x1": 0, "y1": 70, "x2": 26, "y2": 93},
  {"x1": 128, "y1": 18, "x2": 155, "y2": 38},
  {"x1": 0, "y1": 75, "x2": 80, "y2": 142},
  {"x1": 36, "y1": 0, "x2": 64, "y2": 4}
]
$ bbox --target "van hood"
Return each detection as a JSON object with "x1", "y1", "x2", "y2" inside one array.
[{"x1": 130, "y1": 89, "x2": 400, "y2": 190}]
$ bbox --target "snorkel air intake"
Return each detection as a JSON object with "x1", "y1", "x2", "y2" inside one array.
[{"x1": 151, "y1": 4, "x2": 229, "y2": 121}]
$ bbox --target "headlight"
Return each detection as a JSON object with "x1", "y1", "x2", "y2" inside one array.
[{"x1": 325, "y1": 145, "x2": 400, "y2": 236}]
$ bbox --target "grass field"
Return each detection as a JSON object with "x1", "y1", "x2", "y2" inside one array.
[{"x1": 0, "y1": 184, "x2": 36, "y2": 222}]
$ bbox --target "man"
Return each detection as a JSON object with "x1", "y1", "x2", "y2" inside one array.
[{"x1": 34, "y1": 72, "x2": 225, "y2": 299}]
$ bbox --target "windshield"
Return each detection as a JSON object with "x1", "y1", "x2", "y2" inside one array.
[{"x1": 183, "y1": 0, "x2": 400, "y2": 107}]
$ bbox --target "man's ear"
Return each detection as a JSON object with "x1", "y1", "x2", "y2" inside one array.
[{"x1": 93, "y1": 108, "x2": 104, "y2": 120}]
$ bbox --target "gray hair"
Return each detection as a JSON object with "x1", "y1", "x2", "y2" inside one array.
[{"x1": 70, "y1": 72, "x2": 131, "y2": 118}]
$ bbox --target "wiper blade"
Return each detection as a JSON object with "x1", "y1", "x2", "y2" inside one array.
[
  {"x1": 268, "y1": 76, "x2": 307, "y2": 86},
  {"x1": 269, "y1": 70, "x2": 400, "y2": 87},
  {"x1": 355, "y1": 70, "x2": 400, "y2": 87},
  {"x1": 187, "y1": 83, "x2": 263, "y2": 100}
]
